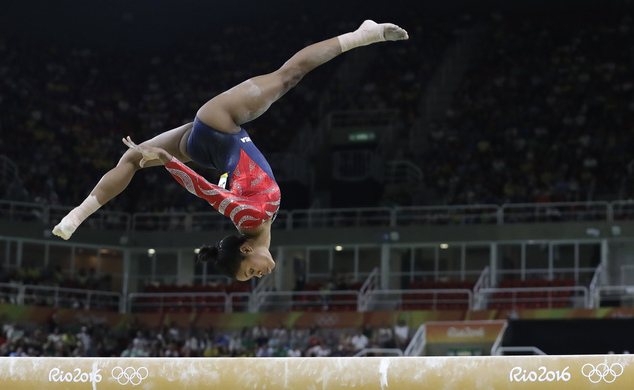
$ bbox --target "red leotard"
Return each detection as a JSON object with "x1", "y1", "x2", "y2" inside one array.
[{"x1": 164, "y1": 150, "x2": 280, "y2": 229}]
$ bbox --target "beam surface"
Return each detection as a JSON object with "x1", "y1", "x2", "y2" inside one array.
[{"x1": 0, "y1": 355, "x2": 631, "y2": 389}]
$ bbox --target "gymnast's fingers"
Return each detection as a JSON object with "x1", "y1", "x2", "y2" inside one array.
[{"x1": 122, "y1": 136, "x2": 137, "y2": 150}]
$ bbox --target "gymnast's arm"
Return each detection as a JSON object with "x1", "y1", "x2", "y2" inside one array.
[
  {"x1": 122, "y1": 137, "x2": 269, "y2": 228},
  {"x1": 163, "y1": 158, "x2": 270, "y2": 228}
]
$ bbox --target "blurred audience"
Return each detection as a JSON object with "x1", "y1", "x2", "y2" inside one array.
[{"x1": 0, "y1": 317, "x2": 404, "y2": 358}]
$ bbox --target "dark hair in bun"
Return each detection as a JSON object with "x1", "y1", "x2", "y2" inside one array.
[{"x1": 197, "y1": 234, "x2": 248, "y2": 280}]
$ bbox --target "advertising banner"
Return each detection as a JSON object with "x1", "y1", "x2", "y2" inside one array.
[{"x1": 425, "y1": 320, "x2": 507, "y2": 344}]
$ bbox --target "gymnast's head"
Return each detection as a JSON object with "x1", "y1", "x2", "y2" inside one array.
[{"x1": 197, "y1": 234, "x2": 275, "y2": 281}]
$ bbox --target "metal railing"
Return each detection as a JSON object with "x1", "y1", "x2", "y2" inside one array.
[
  {"x1": 127, "y1": 291, "x2": 251, "y2": 314},
  {"x1": 5, "y1": 279, "x2": 634, "y2": 314},
  {"x1": 594, "y1": 285, "x2": 634, "y2": 308},
  {"x1": 249, "y1": 276, "x2": 276, "y2": 312},
  {"x1": 501, "y1": 202, "x2": 611, "y2": 224},
  {"x1": 477, "y1": 286, "x2": 590, "y2": 309},
  {"x1": 2, "y1": 199, "x2": 632, "y2": 233},
  {"x1": 395, "y1": 204, "x2": 500, "y2": 226},
  {"x1": 472, "y1": 266, "x2": 491, "y2": 310},
  {"x1": 256, "y1": 290, "x2": 361, "y2": 312},
  {"x1": 358, "y1": 267, "x2": 380, "y2": 311},
  {"x1": 404, "y1": 324, "x2": 426, "y2": 356},
  {"x1": 370, "y1": 288, "x2": 474, "y2": 311},
  {"x1": 0, "y1": 282, "x2": 122, "y2": 312},
  {"x1": 289, "y1": 207, "x2": 393, "y2": 229},
  {"x1": 490, "y1": 321, "x2": 509, "y2": 355},
  {"x1": 587, "y1": 264, "x2": 604, "y2": 307}
]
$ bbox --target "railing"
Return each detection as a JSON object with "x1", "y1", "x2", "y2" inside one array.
[
  {"x1": 594, "y1": 285, "x2": 634, "y2": 308},
  {"x1": 127, "y1": 291, "x2": 251, "y2": 314},
  {"x1": 473, "y1": 266, "x2": 491, "y2": 310},
  {"x1": 501, "y1": 202, "x2": 611, "y2": 224},
  {"x1": 132, "y1": 211, "x2": 236, "y2": 232},
  {"x1": 0, "y1": 282, "x2": 122, "y2": 312},
  {"x1": 258, "y1": 290, "x2": 361, "y2": 312},
  {"x1": 404, "y1": 324, "x2": 426, "y2": 356},
  {"x1": 5, "y1": 280, "x2": 634, "y2": 314},
  {"x1": 370, "y1": 288, "x2": 474, "y2": 311},
  {"x1": 2, "y1": 199, "x2": 633, "y2": 233},
  {"x1": 395, "y1": 204, "x2": 500, "y2": 226},
  {"x1": 289, "y1": 208, "x2": 393, "y2": 229},
  {"x1": 478, "y1": 286, "x2": 590, "y2": 310},
  {"x1": 249, "y1": 277, "x2": 282, "y2": 312},
  {"x1": 587, "y1": 264, "x2": 604, "y2": 307},
  {"x1": 490, "y1": 321, "x2": 509, "y2": 355},
  {"x1": 358, "y1": 267, "x2": 380, "y2": 311},
  {"x1": 0, "y1": 200, "x2": 48, "y2": 222},
  {"x1": 613, "y1": 200, "x2": 634, "y2": 220}
]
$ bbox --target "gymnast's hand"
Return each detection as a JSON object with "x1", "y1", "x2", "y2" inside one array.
[{"x1": 122, "y1": 136, "x2": 172, "y2": 167}]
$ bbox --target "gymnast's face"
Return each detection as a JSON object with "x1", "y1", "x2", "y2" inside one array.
[{"x1": 236, "y1": 246, "x2": 276, "y2": 281}]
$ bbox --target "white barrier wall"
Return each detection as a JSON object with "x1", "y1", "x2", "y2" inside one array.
[{"x1": 0, "y1": 355, "x2": 631, "y2": 389}]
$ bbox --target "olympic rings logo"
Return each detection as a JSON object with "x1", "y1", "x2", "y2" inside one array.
[
  {"x1": 111, "y1": 366, "x2": 149, "y2": 386},
  {"x1": 581, "y1": 363, "x2": 624, "y2": 383}
]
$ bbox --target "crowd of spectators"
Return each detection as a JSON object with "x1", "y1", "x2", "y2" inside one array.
[
  {"x1": 0, "y1": 5, "x2": 462, "y2": 213},
  {"x1": 413, "y1": 7, "x2": 634, "y2": 206},
  {"x1": 0, "y1": 315, "x2": 411, "y2": 358},
  {"x1": 0, "y1": 16, "x2": 339, "y2": 212},
  {"x1": 1, "y1": 3, "x2": 632, "y2": 212}
]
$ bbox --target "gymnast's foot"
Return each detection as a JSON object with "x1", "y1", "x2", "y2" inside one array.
[
  {"x1": 364, "y1": 19, "x2": 409, "y2": 42},
  {"x1": 52, "y1": 195, "x2": 101, "y2": 240},
  {"x1": 52, "y1": 216, "x2": 78, "y2": 240},
  {"x1": 339, "y1": 20, "x2": 409, "y2": 52}
]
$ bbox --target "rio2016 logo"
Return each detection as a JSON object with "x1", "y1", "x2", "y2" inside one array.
[
  {"x1": 48, "y1": 368, "x2": 102, "y2": 384},
  {"x1": 111, "y1": 366, "x2": 149, "y2": 386},
  {"x1": 509, "y1": 366, "x2": 571, "y2": 382},
  {"x1": 581, "y1": 363, "x2": 623, "y2": 383}
]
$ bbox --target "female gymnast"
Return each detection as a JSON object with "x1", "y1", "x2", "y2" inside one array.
[{"x1": 53, "y1": 20, "x2": 409, "y2": 281}]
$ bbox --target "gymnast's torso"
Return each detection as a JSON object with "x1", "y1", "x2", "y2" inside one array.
[{"x1": 164, "y1": 118, "x2": 280, "y2": 229}]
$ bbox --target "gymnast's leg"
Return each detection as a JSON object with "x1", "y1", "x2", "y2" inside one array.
[
  {"x1": 52, "y1": 20, "x2": 408, "y2": 240},
  {"x1": 52, "y1": 122, "x2": 193, "y2": 240},
  {"x1": 196, "y1": 20, "x2": 409, "y2": 133}
]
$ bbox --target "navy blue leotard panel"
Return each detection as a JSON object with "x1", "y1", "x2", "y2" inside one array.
[{"x1": 186, "y1": 117, "x2": 276, "y2": 184}]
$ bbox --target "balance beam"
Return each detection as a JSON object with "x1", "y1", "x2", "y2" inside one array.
[{"x1": 0, "y1": 355, "x2": 630, "y2": 389}]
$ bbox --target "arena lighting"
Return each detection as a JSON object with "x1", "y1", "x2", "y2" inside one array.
[
  {"x1": 335, "y1": 245, "x2": 343, "y2": 251},
  {"x1": 440, "y1": 243, "x2": 449, "y2": 249},
  {"x1": 147, "y1": 248, "x2": 156, "y2": 256}
]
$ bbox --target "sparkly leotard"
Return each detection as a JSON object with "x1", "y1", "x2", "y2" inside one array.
[{"x1": 164, "y1": 118, "x2": 280, "y2": 229}]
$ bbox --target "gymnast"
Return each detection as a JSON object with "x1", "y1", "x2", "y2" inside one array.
[{"x1": 53, "y1": 20, "x2": 409, "y2": 281}]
